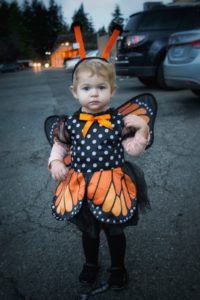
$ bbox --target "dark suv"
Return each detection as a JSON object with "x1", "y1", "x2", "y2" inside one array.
[{"x1": 115, "y1": 4, "x2": 200, "y2": 88}]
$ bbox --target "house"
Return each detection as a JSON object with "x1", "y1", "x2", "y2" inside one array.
[
  {"x1": 51, "y1": 34, "x2": 79, "y2": 68},
  {"x1": 51, "y1": 33, "x2": 97, "y2": 68}
]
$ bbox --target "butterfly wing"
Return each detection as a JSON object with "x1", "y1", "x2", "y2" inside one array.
[
  {"x1": 116, "y1": 93, "x2": 157, "y2": 148},
  {"x1": 52, "y1": 170, "x2": 86, "y2": 220},
  {"x1": 44, "y1": 115, "x2": 68, "y2": 145},
  {"x1": 87, "y1": 168, "x2": 137, "y2": 224},
  {"x1": 44, "y1": 115, "x2": 71, "y2": 166}
]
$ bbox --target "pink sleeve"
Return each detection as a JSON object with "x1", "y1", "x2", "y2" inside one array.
[
  {"x1": 48, "y1": 142, "x2": 67, "y2": 168},
  {"x1": 122, "y1": 131, "x2": 150, "y2": 156}
]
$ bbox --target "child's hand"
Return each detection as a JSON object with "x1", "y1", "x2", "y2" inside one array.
[
  {"x1": 124, "y1": 114, "x2": 146, "y2": 129},
  {"x1": 49, "y1": 160, "x2": 68, "y2": 181},
  {"x1": 123, "y1": 115, "x2": 149, "y2": 138}
]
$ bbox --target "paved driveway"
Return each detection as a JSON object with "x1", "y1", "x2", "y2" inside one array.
[{"x1": 0, "y1": 68, "x2": 200, "y2": 300}]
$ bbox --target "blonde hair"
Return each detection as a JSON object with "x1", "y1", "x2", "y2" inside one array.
[{"x1": 72, "y1": 59, "x2": 116, "y2": 91}]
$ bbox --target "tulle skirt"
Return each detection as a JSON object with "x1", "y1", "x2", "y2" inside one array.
[{"x1": 70, "y1": 161, "x2": 150, "y2": 238}]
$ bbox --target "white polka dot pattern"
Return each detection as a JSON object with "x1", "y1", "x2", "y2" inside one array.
[{"x1": 65, "y1": 111, "x2": 125, "y2": 173}]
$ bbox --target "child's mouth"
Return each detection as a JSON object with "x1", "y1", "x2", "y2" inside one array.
[{"x1": 89, "y1": 101, "x2": 100, "y2": 105}]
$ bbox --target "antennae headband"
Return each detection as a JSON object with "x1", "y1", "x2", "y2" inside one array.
[
  {"x1": 71, "y1": 22, "x2": 86, "y2": 59},
  {"x1": 71, "y1": 22, "x2": 123, "y2": 81},
  {"x1": 102, "y1": 24, "x2": 123, "y2": 59},
  {"x1": 71, "y1": 22, "x2": 122, "y2": 60}
]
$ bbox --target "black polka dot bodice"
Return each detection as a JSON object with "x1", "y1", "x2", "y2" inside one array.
[{"x1": 65, "y1": 110, "x2": 125, "y2": 173}]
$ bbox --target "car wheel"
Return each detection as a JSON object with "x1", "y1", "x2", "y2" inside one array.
[
  {"x1": 191, "y1": 89, "x2": 200, "y2": 97},
  {"x1": 156, "y1": 60, "x2": 170, "y2": 90},
  {"x1": 138, "y1": 76, "x2": 156, "y2": 87}
]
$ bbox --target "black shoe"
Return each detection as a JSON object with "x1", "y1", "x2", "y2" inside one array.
[
  {"x1": 79, "y1": 263, "x2": 99, "y2": 285},
  {"x1": 107, "y1": 267, "x2": 128, "y2": 290}
]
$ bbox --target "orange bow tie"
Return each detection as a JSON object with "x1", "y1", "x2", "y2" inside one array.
[{"x1": 79, "y1": 113, "x2": 113, "y2": 137}]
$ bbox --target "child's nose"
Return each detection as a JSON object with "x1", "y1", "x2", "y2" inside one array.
[{"x1": 90, "y1": 88, "x2": 98, "y2": 96}]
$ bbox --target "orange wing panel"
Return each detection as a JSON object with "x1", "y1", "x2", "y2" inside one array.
[
  {"x1": 54, "y1": 170, "x2": 85, "y2": 216},
  {"x1": 113, "y1": 167, "x2": 123, "y2": 195},
  {"x1": 112, "y1": 196, "x2": 121, "y2": 217},
  {"x1": 102, "y1": 183, "x2": 116, "y2": 212},
  {"x1": 120, "y1": 192, "x2": 128, "y2": 216},
  {"x1": 119, "y1": 103, "x2": 140, "y2": 115},
  {"x1": 121, "y1": 180, "x2": 132, "y2": 209},
  {"x1": 124, "y1": 174, "x2": 136, "y2": 199},
  {"x1": 88, "y1": 170, "x2": 112, "y2": 205}
]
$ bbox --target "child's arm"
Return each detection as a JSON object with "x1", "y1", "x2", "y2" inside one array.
[
  {"x1": 48, "y1": 142, "x2": 69, "y2": 181},
  {"x1": 122, "y1": 115, "x2": 150, "y2": 156}
]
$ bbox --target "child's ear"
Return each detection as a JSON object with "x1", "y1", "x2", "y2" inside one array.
[{"x1": 70, "y1": 85, "x2": 78, "y2": 99}]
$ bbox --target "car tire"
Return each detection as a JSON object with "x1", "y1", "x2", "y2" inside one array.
[
  {"x1": 156, "y1": 60, "x2": 170, "y2": 90},
  {"x1": 191, "y1": 89, "x2": 200, "y2": 97},
  {"x1": 138, "y1": 76, "x2": 156, "y2": 87}
]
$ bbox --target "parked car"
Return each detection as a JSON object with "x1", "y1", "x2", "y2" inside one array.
[
  {"x1": 164, "y1": 30, "x2": 200, "y2": 97},
  {"x1": 0, "y1": 63, "x2": 19, "y2": 73},
  {"x1": 17, "y1": 59, "x2": 33, "y2": 69},
  {"x1": 65, "y1": 55, "x2": 80, "y2": 71},
  {"x1": 115, "y1": 4, "x2": 200, "y2": 88},
  {"x1": 65, "y1": 50, "x2": 99, "y2": 72}
]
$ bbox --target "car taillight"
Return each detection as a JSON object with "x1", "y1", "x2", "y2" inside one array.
[
  {"x1": 191, "y1": 40, "x2": 200, "y2": 47},
  {"x1": 125, "y1": 35, "x2": 146, "y2": 48},
  {"x1": 168, "y1": 39, "x2": 200, "y2": 49}
]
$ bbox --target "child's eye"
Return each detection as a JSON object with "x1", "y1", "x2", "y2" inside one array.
[
  {"x1": 82, "y1": 86, "x2": 90, "y2": 91},
  {"x1": 98, "y1": 85, "x2": 106, "y2": 90}
]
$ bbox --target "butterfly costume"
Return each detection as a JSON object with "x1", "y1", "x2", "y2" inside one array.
[{"x1": 44, "y1": 23, "x2": 157, "y2": 237}]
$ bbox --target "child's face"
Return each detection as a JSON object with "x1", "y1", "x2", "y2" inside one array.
[{"x1": 71, "y1": 70, "x2": 115, "y2": 114}]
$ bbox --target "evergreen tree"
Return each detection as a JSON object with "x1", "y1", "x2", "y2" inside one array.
[
  {"x1": 0, "y1": 0, "x2": 26, "y2": 62},
  {"x1": 0, "y1": 0, "x2": 10, "y2": 38},
  {"x1": 22, "y1": 0, "x2": 36, "y2": 58},
  {"x1": 8, "y1": 1, "x2": 26, "y2": 56},
  {"x1": 30, "y1": 0, "x2": 49, "y2": 58},
  {"x1": 22, "y1": 0, "x2": 67, "y2": 59},
  {"x1": 0, "y1": 0, "x2": 81, "y2": 61},
  {"x1": 47, "y1": 0, "x2": 68, "y2": 49},
  {"x1": 97, "y1": 26, "x2": 107, "y2": 36},
  {"x1": 71, "y1": 3, "x2": 96, "y2": 50},
  {"x1": 0, "y1": 0, "x2": 11, "y2": 62},
  {"x1": 108, "y1": 4, "x2": 124, "y2": 34},
  {"x1": 72, "y1": 3, "x2": 95, "y2": 34}
]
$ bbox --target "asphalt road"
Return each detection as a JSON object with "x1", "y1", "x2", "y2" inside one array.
[{"x1": 0, "y1": 68, "x2": 200, "y2": 300}]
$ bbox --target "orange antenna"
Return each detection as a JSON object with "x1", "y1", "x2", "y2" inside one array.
[
  {"x1": 102, "y1": 24, "x2": 123, "y2": 60},
  {"x1": 71, "y1": 22, "x2": 86, "y2": 59}
]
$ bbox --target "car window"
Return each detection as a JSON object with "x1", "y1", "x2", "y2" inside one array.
[
  {"x1": 180, "y1": 10, "x2": 200, "y2": 29},
  {"x1": 136, "y1": 9, "x2": 200, "y2": 31},
  {"x1": 125, "y1": 14, "x2": 141, "y2": 32},
  {"x1": 138, "y1": 10, "x2": 181, "y2": 30}
]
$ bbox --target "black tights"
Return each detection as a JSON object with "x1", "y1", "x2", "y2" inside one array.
[{"x1": 82, "y1": 231, "x2": 126, "y2": 268}]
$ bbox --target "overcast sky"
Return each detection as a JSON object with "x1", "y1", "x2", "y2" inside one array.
[
  {"x1": 61, "y1": 0, "x2": 171, "y2": 30},
  {"x1": 12, "y1": 0, "x2": 172, "y2": 30}
]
